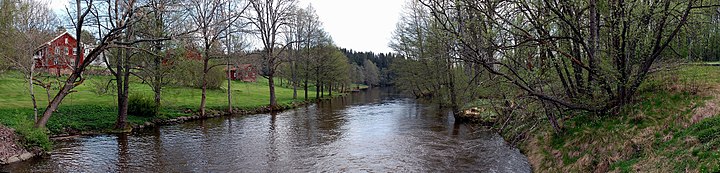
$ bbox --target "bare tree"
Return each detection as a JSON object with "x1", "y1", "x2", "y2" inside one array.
[
  {"x1": 186, "y1": 0, "x2": 248, "y2": 117},
  {"x1": 416, "y1": 0, "x2": 706, "y2": 113},
  {"x1": 246, "y1": 0, "x2": 297, "y2": 108},
  {"x1": 34, "y1": 0, "x2": 166, "y2": 128}
]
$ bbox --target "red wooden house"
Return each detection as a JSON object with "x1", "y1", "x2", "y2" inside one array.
[
  {"x1": 33, "y1": 32, "x2": 85, "y2": 76},
  {"x1": 226, "y1": 64, "x2": 257, "y2": 82}
]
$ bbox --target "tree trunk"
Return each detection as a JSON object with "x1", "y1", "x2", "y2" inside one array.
[
  {"x1": 269, "y1": 75, "x2": 277, "y2": 108},
  {"x1": 114, "y1": 44, "x2": 131, "y2": 130},
  {"x1": 571, "y1": 41, "x2": 585, "y2": 94},
  {"x1": 154, "y1": 88, "x2": 161, "y2": 109},
  {"x1": 304, "y1": 78, "x2": 308, "y2": 101},
  {"x1": 227, "y1": 61, "x2": 232, "y2": 114},
  {"x1": 35, "y1": 75, "x2": 77, "y2": 128},
  {"x1": 315, "y1": 79, "x2": 320, "y2": 99},
  {"x1": 292, "y1": 61, "x2": 297, "y2": 99},
  {"x1": 447, "y1": 55, "x2": 459, "y2": 117},
  {"x1": 29, "y1": 65, "x2": 38, "y2": 123},
  {"x1": 200, "y1": 58, "x2": 209, "y2": 117},
  {"x1": 153, "y1": 50, "x2": 162, "y2": 110},
  {"x1": 115, "y1": 80, "x2": 129, "y2": 129},
  {"x1": 587, "y1": 0, "x2": 599, "y2": 89}
]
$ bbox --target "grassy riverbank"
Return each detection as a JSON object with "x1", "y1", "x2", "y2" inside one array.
[
  {"x1": 0, "y1": 71, "x2": 359, "y2": 151},
  {"x1": 520, "y1": 66, "x2": 720, "y2": 172}
]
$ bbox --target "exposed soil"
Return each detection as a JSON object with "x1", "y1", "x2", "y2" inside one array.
[{"x1": 0, "y1": 125, "x2": 28, "y2": 162}]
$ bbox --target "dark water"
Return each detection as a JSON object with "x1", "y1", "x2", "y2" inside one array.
[{"x1": 2, "y1": 88, "x2": 530, "y2": 172}]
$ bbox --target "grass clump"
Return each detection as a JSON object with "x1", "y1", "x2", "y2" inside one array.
[
  {"x1": 128, "y1": 94, "x2": 158, "y2": 117},
  {"x1": 0, "y1": 109, "x2": 52, "y2": 151}
]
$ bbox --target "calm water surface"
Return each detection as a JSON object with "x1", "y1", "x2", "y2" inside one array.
[{"x1": 2, "y1": 88, "x2": 530, "y2": 172}]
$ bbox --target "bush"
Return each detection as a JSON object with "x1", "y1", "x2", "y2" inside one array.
[
  {"x1": 172, "y1": 60, "x2": 225, "y2": 89},
  {"x1": 16, "y1": 125, "x2": 51, "y2": 151},
  {"x1": 128, "y1": 95, "x2": 158, "y2": 117}
]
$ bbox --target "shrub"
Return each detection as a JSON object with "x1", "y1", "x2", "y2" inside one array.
[
  {"x1": 16, "y1": 125, "x2": 51, "y2": 151},
  {"x1": 171, "y1": 60, "x2": 225, "y2": 89},
  {"x1": 128, "y1": 95, "x2": 158, "y2": 117}
]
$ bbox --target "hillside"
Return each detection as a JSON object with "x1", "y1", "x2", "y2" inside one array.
[{"x1": 522, "y1": 65, "x2": 720, "y2": 172}]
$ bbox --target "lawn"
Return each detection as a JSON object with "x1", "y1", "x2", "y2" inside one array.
[{"x1": 0, "y1": 71, "x2": 317, "y2": 110}]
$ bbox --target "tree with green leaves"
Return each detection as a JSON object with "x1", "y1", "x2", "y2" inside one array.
[{"x1": 362, "y1": 59, "x2": 379, "y2": 87}]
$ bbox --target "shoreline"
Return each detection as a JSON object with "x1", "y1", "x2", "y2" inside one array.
[
  {"x1": 49, "y1": 98, "x2": 328, "y2": 139},
  {"x1": 3, "y1": 87, "x2": 370, "y2": 165}
]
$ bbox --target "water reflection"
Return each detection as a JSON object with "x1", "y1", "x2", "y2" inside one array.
[{"x1": 2, "y1": 88, "x2": 530, "y2": 172}]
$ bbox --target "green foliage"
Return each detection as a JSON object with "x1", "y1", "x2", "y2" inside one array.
[
  {"x1": 16, "y1": 125, "x2": 51, "y2": 151},
  {"x1": 128, "y1": 94, "x2": 158, "y2": 117},
  {"x1": 45, "y1": 105, "x2": 118, "y2": 134},
  {"x1": 172, "y1": 59, "x2": 225, "y2": 89},
  {"x1": 0, "y1": 109, "x2": 51, "y2": 151},
  {"x1": 362, "y1": 59, "x2": 379, "y2": 86}
]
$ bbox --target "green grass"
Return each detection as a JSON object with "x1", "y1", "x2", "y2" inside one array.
[
  {"x1": 0, "y1": 72, "x2": 319, "y2": 110},
  {"x1": 0, "y1": 109, "x2": 51, "y2": 151},
  {"x1": 0, "y1": 70, "x2": 343, "y2": 150},
  {"x1": 525, "y1": 65, "x2": 720, "y2": 172}
]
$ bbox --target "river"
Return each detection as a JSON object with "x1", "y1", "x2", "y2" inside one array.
[{"x1": 1, "y1": 88, "x2": 530, "y2": 172}]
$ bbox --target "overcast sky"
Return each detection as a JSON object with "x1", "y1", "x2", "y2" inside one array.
[{"x1": 46, "y1": 0, "x2": 403, "y2": 53}]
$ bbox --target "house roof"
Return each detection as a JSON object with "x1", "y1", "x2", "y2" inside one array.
[
  {"x1": 45, "y1": 32, "x2": 75, "y2": 45},
  {"x1": 37, "y1": 31, "x2": 92, "y2": 49}
]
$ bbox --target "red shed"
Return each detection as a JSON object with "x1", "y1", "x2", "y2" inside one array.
[
  {"x1": 226, "y1": 64, "x2": 257, "y2": 82},
  {"x1": 33, "y1": 32, "x2": 85, "y2": 76}
]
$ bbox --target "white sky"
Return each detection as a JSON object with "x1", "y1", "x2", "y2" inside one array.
[
  {"x1": 47, "y1": 0, "x2": 404, "y2": 53},
  {"x1": 299, "y1": 0, "x2": 403, "y2": 53}
]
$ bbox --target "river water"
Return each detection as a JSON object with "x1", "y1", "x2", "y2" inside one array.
[{"x1": 2, "y1": 88, "x2": 530, "y2": 172}]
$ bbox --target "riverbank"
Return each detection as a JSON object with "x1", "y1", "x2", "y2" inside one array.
[
  {"x1": 509, "y1": 66, "x2": 720, "y2": 172},
  {"x1": 0, "y1": 125, "x2": 38, "y2": 165}
]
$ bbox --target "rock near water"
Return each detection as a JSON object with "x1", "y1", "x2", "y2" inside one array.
[{"x1": 0, "y1": 125, "x2": 34, "y2": 165}]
